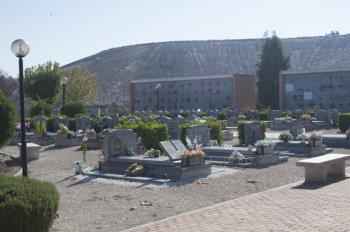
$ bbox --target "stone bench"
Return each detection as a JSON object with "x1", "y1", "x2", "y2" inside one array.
[
  {"x1": 296, "y1": 154, "x2": 350, "y2": 182},
  {"x1": 17, "y1": 142, "x2": 41, "y2": 161}
]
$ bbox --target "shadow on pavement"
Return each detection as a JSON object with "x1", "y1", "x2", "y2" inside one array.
[{"x1": 292, "y1": 176, "x2": 349, "y2": 190}]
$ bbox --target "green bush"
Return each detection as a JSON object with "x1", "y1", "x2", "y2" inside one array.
[
  {"x1": 197, "y1": 111, "x2": 208, "y2": 118},
  {"x1": 281, "y1": 110, "x2": 292, "y2": 118},
  {"x1": 68, "y1": 118, "x2": 76, "y2": 131},
  {"x1": 29, "y1": 100, "x2": 53, "y2": 117},
  {"x1": 179, "y1": 110, "x2": 190, "y2": 118},
  {"x1": 0, "y1": 174, "x2": 59, "y2": 232},
  {"x1": 180, "y1": 119, "x2": 223, "y2": 146},
  {"x1": 0, "y1": 91, "x2": 16, "y2": 147},
  {"x1": 305, "y1": 105, "x2": 320, "y2": 117},
  {"x1": 338, "y1": 113, "x2": 350, "y2": 132},
  {"x1": 60, "y1": 102, "x2": 85, "y2": 118},
  {"x1": 238, "y1": 121, "x2": 266, "y2": 145},
  {"x1": 259, "y1": 112, "x2": 267, "y2": 121},
  {"x1": 117, "y1": 118, "x2": 168, "y2": 149},
  {"x1": 164, "y1": 111, "x2": 172, "y2": 118}
]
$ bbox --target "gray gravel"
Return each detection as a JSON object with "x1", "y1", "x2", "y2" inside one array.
[{"x1": 2, "y1": 143, "x2": 350, "y2": 232}]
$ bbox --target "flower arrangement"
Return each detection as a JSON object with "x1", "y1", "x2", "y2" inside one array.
[
  {"x1": 145, "y1": 148, "x2": 161, "y2": 158},
  {"x1": 228, "y1": 151, "x2": 245, "y2": 163},
  {"x1": 237, "y1": 114, "x2": 246, "y2": 120},
  {"x1": 346, "y1": 128, "x2": 350, "y2": 140},
  {"x1": 300, "y1": 114, "x2": 315, "y2": 121},
  {"x1": 254, "y1": 139, "x2": 275, "y2": 147},
  {"x1": 125, "y1": 163, "x2": 145, "y2": 176},
  {"x1": 274, "y1": 116, "x2": 292, "y2": 121},
  {"x1": 85, "y1": 129, "x2": 96, "y2": 136},
  {"x1": 296, "y1": 133, "x2": 309, "y2": 141},
  {"x1": 279, "y1": 132, "x2": 292, "y2": 143},
  {"x1": 309, "y1": 132, "x2": 322, "y2": 141},
  {"x1": 180, "y1": 149, "x2": 205, "y2": 158}
]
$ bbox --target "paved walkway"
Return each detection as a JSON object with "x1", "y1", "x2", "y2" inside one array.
[{"x1": 124, "y1": 173, "x2": 350, "y2": 232}]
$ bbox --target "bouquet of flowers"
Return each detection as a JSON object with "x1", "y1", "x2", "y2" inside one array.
[{"x1": 180, "y1": 149, "x2": 205, "y2": 158}]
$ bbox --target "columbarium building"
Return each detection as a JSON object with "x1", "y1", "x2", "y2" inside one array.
[
  {"x1": 279, "y1": 69, "x2": 350, "y2": 112},
  {"x1": 129, "y1": 74, "x2": 256, "y2": 112}
]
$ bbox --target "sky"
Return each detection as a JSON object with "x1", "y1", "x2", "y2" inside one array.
[{"x1": 1, "y1": 0, "x2": 350, "y2": 77}]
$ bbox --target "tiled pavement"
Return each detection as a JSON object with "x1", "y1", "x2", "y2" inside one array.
[{"x1": 124, "y1": 173, "x2": 350, "y2": 232}]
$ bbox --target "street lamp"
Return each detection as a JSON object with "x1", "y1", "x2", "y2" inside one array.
[
  {"x1": 60, "y1": 76, "x2": 68, "y2": 107},
  {"x1": 155, "y1": 83, "x2": 161, "y2": 111},
  {"x1": 11, "y1": 39, "x2": 30, "y2": 177}
]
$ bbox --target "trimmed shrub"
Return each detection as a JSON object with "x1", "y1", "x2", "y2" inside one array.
[
  {"x1": 60, "y1": 102, "x2": 85, "y2": 118},
  {"x1": 180, "y1": 119, "x2": 223, "y2": 146},
  {"x1": 0, "y1": 91, "x2": 16, "y2": 147},
  {"x1": 29, "y1": 100, "x2": 53, "y2": 117},
  {"x1": 117, "y1": 118, "x2": 168, "y2": 149},
  {"x1": 238, "y1": 121, "x2": 266, "y2": 145},
  {"x1": 0, "y1": 174, "x2": 59, "y2": 232},
  {"x1": 338, "y1": 113, "x2": 350, "y2": 132}
]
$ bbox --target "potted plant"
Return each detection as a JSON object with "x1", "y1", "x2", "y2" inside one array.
[
  {"x1": 309, "y1": 132, "x2": 322, "y2": 147},
  {"x1": 279, "y1": 132, "x2": 292, "y2": 143},
  {"x1": 254, "y1": 140, "x2": 275, "y2": 155},
  {"x1": 180, "y1": 149, "x2": 205, "y2": 166}
]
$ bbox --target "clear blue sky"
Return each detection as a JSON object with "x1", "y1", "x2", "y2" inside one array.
[{"x1": 1, "y1": 0, "x2": 350, "y2": 77}]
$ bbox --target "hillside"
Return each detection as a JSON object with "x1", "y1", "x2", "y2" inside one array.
[{"x1": 65, "y1": 34, "x2": 350, "y2": 106}]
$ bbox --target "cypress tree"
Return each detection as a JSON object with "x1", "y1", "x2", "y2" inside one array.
[{"x1": 256, "y1": 32, "x2": 290, "y2": 109}]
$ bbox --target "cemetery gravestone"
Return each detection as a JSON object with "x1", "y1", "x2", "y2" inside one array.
[
  {"x1": 328, "y1": 109, "x2": 340, "y2": 126},
  {"x1": 101, "y1": 116, "x2": 118, "y2": 129},
  {"x1": 104, "y1": 129, "x2": 137, "y2": 160},
  {"x1": 186, "y1": 125, "x2": 211, "y2": 146},
  {"x1": 244, "y1": 122, "x2": 263, "y2": 146},
  {"x1": 315, "y1": 109, "x2": 331, "y2": 122},
  {"x1": 52, "y1": 116, "x2": 69, "y2": 132},
  {"x1": 76, "y1": 116, "x2": 93, "y2": 132},
  {"x1": 159, "y1": 140, "x2": 188, "y2": 160}
]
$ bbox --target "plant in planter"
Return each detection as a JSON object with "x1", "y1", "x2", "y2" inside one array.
[
  {"x1": 254, "y1": 140, "x2": 275, "y2": 155},
  {"x1": 279, "y1": 132, "x2": 292, "y2": 143},
  {"x1": 309, "y1": 132, "x2": 322, "y2": 147},
  {"x1": 180, "y1": 149, "x2": 205, "y2": 166},
  {"x1": 145, "y1": 148, "x2": 161, "y2": 158}
]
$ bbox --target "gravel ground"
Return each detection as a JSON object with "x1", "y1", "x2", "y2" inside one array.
[{"x1": 1, "y1": 127, "x2": 349, "y2": 232}]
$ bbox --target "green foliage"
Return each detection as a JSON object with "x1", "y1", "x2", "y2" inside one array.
[
  {"x1": 164, "y1": 111, "x2": 172, "y2": 118},
  {"x1": 179, "y1": 110, "x2": 190, "y2": 117},
  {"x1": 197, "y1": 111, "x2": 208, "y2": 118},
  {"x1": 305, "y1": 105, "x2": 320, "y2": 117},
  {"x1": 259, "y1": 112, "x2": 267, "y2": 121},
  {"x1": 117, "y1": 117, "x2": 168, "y2": 149},
  {"x1": 61, "y1": 102, "x2": 86, "y2": 118},
  {"x1": 0, "y1": 91, "x2": 16, "y2": 147},
  {"x1": 281, "y1": 110, "x2": 292, "y2": 117},
  {"x1": 60, "y1": 66, "x2": 99, "y2": 104},
  {"x1": 179, "y1": 119, "x2": 223, "y2": 146},
  {"x1": 217, "y1": 108, "x2": 229, "y2": 120},
  {"x1": 68, "y1": 118, "x2": 76, "y2": 131},
  {"x1": 238, "y1": 121, "x2": 266, "y2": 145},
  {"x1": 256, "y1": 33, "x2": 290, "y2": 109},
  {"x1": 0, "y1": 174, "x2": 59, "y2": 232},
  {"x1": 24, "y1": 61, "x2": 61, "y2": 103},
  {"x1": 29, "y1": 100, "x2": 53, "y2": 117},
  {"x1": 338, "y1": 113, "x2": 350, "y2": 132}
]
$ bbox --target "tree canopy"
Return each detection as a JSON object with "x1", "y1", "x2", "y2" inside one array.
[
  {"x1": 0, "y1": 91, "x2": 16, "y2": 147},
  {"x1": 24, "y1": 61, "x2": 61, "y2": 103},
  {"x1": 60, "y1": 66, "x2": 99, "y2": 104},
  {"x1": 256, "y1": 33, "x2": 290, "y2": 109}
]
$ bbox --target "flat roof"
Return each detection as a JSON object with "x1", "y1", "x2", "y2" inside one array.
[
  {"x1": 281, "y1": 68, "x2": 350, "y2": 75},
  {"x1": 130, "y1": 74, "x2": 254, "y2": 84}
]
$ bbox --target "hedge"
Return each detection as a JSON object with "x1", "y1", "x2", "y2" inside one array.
[
  {"x1": 338, "y1": 113, "x2": 350, "y2": 132},
  {"x1": 238, "y1": 121, "x2": 266, "y2": 145},
  {"x1": 0, "y1": 174, "x2": 59, "y2": 232},
  {"x1": 60, "y1": 102, "x2": 85, "y2": 118},
  {"x1": 117, "y1": 117, "x2": 168, "y2": 149},
  {"x1": 180, "y1": 118, "x2": 223, "y2": 146},
  {"x1": 0, "y1": 91, "x2": 16, "y2": 147}
]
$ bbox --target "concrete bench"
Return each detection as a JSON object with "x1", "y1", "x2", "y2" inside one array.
[
  {"x1": 17, "y1": 142, "x2": 41, "y2": 161},
  {"x1": 296, "y1": 154, "x2": 350, "y2": 182}
]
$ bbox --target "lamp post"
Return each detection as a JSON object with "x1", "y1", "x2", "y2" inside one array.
[
  {"x1": 60, "y1": 76, "x2": 68, "y2": 107},
  {"x1": 11, "y1": 39, "x2": 30, "y2": 177},
  {"x1": 155, "y1": 83, "x2": 161, "y2": 111}
]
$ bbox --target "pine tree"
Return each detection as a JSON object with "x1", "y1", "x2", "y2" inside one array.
[{"x1": 256, "y1": 32, "x2": 290, "y2": 109}]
